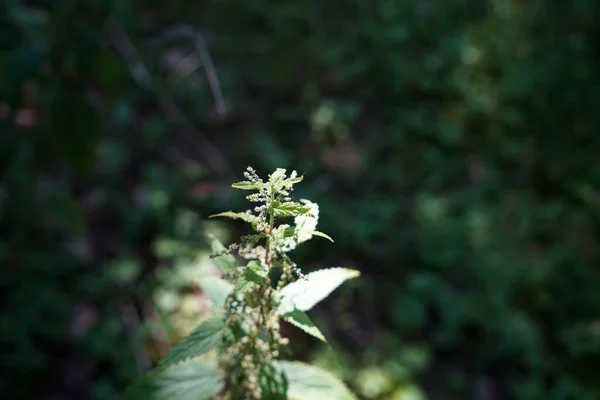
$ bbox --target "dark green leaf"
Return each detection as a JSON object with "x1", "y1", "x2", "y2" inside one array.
[
  {"x1": 123, "y1": 358, "x2": 224, "y2": 400},
  {"x1": 157, "y1": 316, "x2": 225, "y2": 368}
]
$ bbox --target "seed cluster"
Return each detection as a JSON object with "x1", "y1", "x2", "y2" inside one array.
[{"x1": 220, "y1": 282, "x2": 290, "y2": 399}]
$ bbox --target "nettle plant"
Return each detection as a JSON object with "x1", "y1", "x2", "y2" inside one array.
[{"x1": 123, "y1": 167, "x2": 360, "y2": 400}]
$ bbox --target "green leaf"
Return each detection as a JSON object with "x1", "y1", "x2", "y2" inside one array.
[
  {"x1": 294, "y1": 200, "x2": 319, "y2": 243},
  {"x1": 232, "y1": 261, "x2": 269, "y2": 296},
  {"x1": 310, "y1": 231, "x2": 334, "y2": 242},
  {"x1": 209, "y1": 236, "x2": 237, "y2": 274},
  {"x1": 157, "y1": 316, "x2": 225, "y2": 368},
  {"x1": 270, "y1": 168, "x2": 287, "y2": 183},
  {"x1": 243, "y1": 260, "x2": 269, "y2": 284},
  {"x1": 209, "y1": 211, "x2": 259, "y2": 226},
  {"x1": 276, "y1": 361, "x2": 357, "y2": 400},
  {"x1": 259, "y1": 363, "x2": 288, "y2": 400},
  {"x1": 232, "y1": 181, "x2": 265, "y2": 190},
  {"x1": 233, "y1": 277, "x2": 256, "y2": 296},
  {"x1": 272, "y1": 201, "x2": 312, "y2": 218},
  {"x1": 123, "y1": 358, "x2": 224, "y2": 400},
  {"x1": 283, "y1": 309, "x2": 327, "y2": 343},
  {"x1": 198, "y1": 277, "x2": 233, "y2": 309},
  {"x1": 279, "y1": 176, "x2": 304, "y2": 188},
  {"x1": 279, "y1": 268, "x2": 360, "y2": 313}
]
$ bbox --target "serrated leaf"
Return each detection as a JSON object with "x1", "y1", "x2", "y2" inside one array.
[
  {"x1": 276, "y1": 361, "x2": 357, "y2": 400},
  {"x1": 244, "y1": 260, "x2": 269, "y2": 284},
  {"x1": 232, "y1": 181, "x2": 265, "y2": 190},
  {"x1": 123, "y1": 358, "x2": 224, "y2": 400},
  {"x1": 157, "y1": 316, "x2": 225, "y2": 368},
  {"x1": 283, "y1": 309, "x2": 327, "y2": 343},
  {"x1": 259, "y1": 363, "x2": 288, "y2": 400},
  {"x1": 275, "y1": 174, "x2": 304, "y2": 191},
  {"x1": 232, "y1": 261, "x2": 269, "y2": 296},
  {"x1": 310, "y1": 231, "x2": 334, "y2": 242},
  {"x1": 209, "y1": 236, "x2": 237, "y2": 274},
  {"x1": 198, "y1": 277, "x2": 233, "y2": 309},
  {"x1": 280, "y1": 176, "x2": 304, "y2": 187},
  {"x1": 234, "y1": 276, "x2": 257, "y2": 295},
  {"x1": 270, "y1": 168, "x2": 287, "y2": 183},
  {"x1": 279, "y1": 268, "x2": 360, "y2": 313},
  {"x1": 209, "y1": 211, "x2": 259, "y2": 226},
  {"x1": 272, "y1": 201, "x2": 312, "y2": 218},
  {"x1": 294, "y1": 200, "x2": 319, "y2": 243}
]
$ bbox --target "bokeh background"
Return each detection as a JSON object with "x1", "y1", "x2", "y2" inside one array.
[{"x1": 3, "y1": 1, "x2": 600, "y2": 399}]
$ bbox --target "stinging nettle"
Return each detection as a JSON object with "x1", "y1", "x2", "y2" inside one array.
[{"x1": 122, "y1": 167, "x2": 360, "y2": 400}]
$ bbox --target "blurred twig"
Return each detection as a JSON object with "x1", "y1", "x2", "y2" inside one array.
[
  {"x1": 159, "y1": 26, "x2": 228, "y2": 118},
  {"x1": 107, "y1": 19, "x2": 232, "y2": 176}
]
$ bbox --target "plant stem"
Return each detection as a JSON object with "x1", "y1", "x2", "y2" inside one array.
[{"x1": 266, "y1": 185, "x2": 275, "y2": 266}]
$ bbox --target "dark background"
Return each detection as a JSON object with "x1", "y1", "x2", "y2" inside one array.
[{"x1": 3, "y1": 1, "x2": 600, "y2": 399}]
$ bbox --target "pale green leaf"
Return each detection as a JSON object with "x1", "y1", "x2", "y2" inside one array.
[
  {"x1": 233, "y1": 261, "x2": 269, "y2": 295},
  {"x1": 310, "y1": 231, "x2": 334, "y2": 242},
  {"x1": 233, "y1": 277, "x2": 256, "y2": 296},
  {"x1": 243, "y1": 260, "x2": 269, "y2": 284},
  {"x1": 279, "y1": 175, "x2": 303, "y2": 187},
  {"x1": 232, "y1": 181, "x2": 265, "y2": 190},
  {"x1": 123, "y1": 358, "x2": 224, "y2": 400},
  {"x1": 272, "y1": 201, "x2": 312, "y2": 218},
  {"x1": 294, "y1": 200, "x2": 319, "y2": 243},
  {"x1": 157, "y1": 316, "x2": 225, "y2": 368},
  {"x1": 270, "y1": 168, "x2": 287, "y2": 183},
  {"x1": 283, "y1": 309, "x2": 327, "y2": 343},
  {"x1": 272, "y1": 224, "x2": 299, "y2": 252},
  {"x1": 279, "y1": 268, "x2": 360, "y2": 313},
  {"x1": 276, "y1": 361, "x2": 357, "y2": 400},
  {"x1": 209, "y1": 211, "x2": 259, "y2": 226},
  {"x1": 209, "y1": 236, "x2": 237, "y2": 274},
  {"x1": 198, "y1": 277, "x2": 233, "y2": 309}
]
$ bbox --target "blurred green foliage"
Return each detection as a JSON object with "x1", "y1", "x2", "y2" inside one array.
[{"x1": 2, "y1": 0, "x2": 600, "y2": 399}]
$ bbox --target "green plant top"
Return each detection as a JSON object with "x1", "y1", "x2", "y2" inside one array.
[{"x1": 122, "y1": 167, "x2": 360, "y2": 400}]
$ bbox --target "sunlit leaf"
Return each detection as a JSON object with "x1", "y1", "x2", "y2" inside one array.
[
  {"x1": 232, "y1": 181, "x2": 265, "y2": 190},
  {"x1": 243, "y1": 260, "x2": 269, "y2": 284},
  {"x1": 310, "y1": 231, "x2": 334, "y2": 242},
  {"x1": 279, "y1": 268, "x2": 360, "y2": 313},
  {"x1": 279, "y1": 176, "x2": 303, "y2": 188},
  {"x1": 276, "y1": 361, "x2": 357, "y2": 400},
  {"x1": 272, "y1": 201, "x2": 312, "y2": 218},
  {"x1": 209, "y1": 211, "x2": 259, "y2": 226},
  {"x1": 294, "y1": 200, "x2": 319, "y2": 243},
  {"x1": 270, "y1": 168, "x2": 287, "y2": 183},
  {"x1": 283, "y1": 309, "x2": 327, "y2": 343}
]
